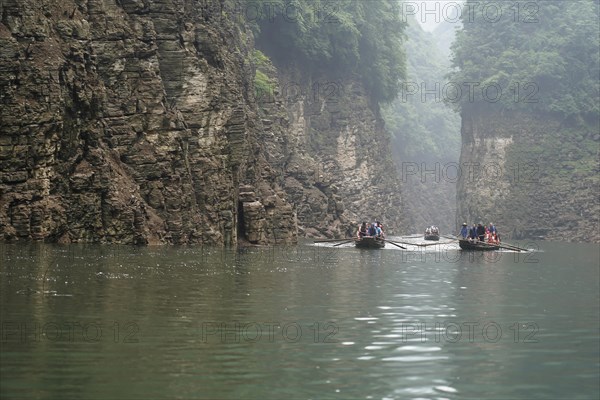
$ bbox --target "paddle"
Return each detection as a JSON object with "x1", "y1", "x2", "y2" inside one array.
[
  {"x1": 381, "y1": 239, "x2": 414, "y2": 246},
  {"x1": 333, "y1": 240, "x2": 353, "y2": 247},
  {"x1": 496, "y1": 242, "x2": 529, "y2": 252},
  {"x1": 383, "y1": 239, "x2": 406, "y2": 249},
  {"x1": 441, "y1": 235, "x2": 459, "y2": 241},
  {"x1": 415, "y1": 242, "x2": 445, "y2": 247},
  {"x1": 314, "y1": 238, "x2": 352, "y2": 243}
]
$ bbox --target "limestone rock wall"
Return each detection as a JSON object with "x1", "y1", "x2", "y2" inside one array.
[
  {"x1": 457, "y1": 108, "x2": 599, "y2": 243},
  {"x1": 0, "y1": 0, "x2": 297, "y2": 245},
  {"x1": 0, "y1": 0, "x2": 406, "y2": 245},
  {"x1": 255, "y1": 64, "x2": 408, "y2": 238}
]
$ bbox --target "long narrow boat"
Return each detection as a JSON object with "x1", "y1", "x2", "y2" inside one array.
[
  {"x1": 459, "y1": 239, "x2": 500, "y2": 251},
  {"x1": 354, "y1": 236, "x2": 385, "y2": 249}
]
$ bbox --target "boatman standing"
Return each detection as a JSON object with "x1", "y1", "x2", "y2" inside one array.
[{"x1": 460, "y1": 223, "x2": 468, "y2": 239}]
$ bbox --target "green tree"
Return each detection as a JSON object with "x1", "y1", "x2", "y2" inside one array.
[
  {"x1": 449, "y1": 0, "x2": 599, "y2": 117},
  {"x1": 249, "y1": 0, "x2": 407, "y2": 104},
  {"x1": 382, "y1": 17, "x2": 460, "y2": 161}
]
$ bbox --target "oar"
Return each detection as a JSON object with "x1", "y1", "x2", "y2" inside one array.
[
  {"x1": 314, "y1": 238, "x2": 352, "y2": 243},
  {"x1": 333, "y1": 240, "x2": 353, "y2": 247},
  {"x1": 383, "y1": 239, "x2": 406, "y2": 249},
  {"x1": 496, "y1": 242, "x2": 529, "y2": 252},
  {"x1": 415, "y1": 242, "x2": 444, "y2": 247},
  {"x1": 441, "y1": 235, "x2": 459, "y2": 241},
  {"x1": 482, "y1": 242, "x2": 522, "y2": 252},
  {"x1": 382, "y1": 239, "x2": 414, "y2": 246},
  {"x1": 470, "y1": 240, "x2": 527, "y2": 252}
]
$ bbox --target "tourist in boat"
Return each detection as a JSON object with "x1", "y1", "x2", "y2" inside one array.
[
  {"x1": 376, "y1": 221, "x2": 385, "y2": 238},
  {"x1": 477, "y1": 222, "x2": 486, "y2": 242},
  {"x1": 368, "y1": 223, "x2": 377, "y2": 237},
  {"x1": 357, "y1": 222, "x2": 368, "y2": 239},
  {"x1": 367, "y1": 222, "x2": 381, "y2": 238},
  {"x1": 460, "y1": 223, "x2": 468, "y2": 239},
  {"x1": 469, "y1": 224, "x2": 477, "y2": 241},
  {"x1": 489, "y1": 223, "x2": 499, "y2": 242},
  {"x1": 488, "y1": 232, "x2": 499, "y2": 244}
]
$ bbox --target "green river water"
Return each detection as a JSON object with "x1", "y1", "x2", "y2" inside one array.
[{"x1": 1, "y1": 239, "x2": 598, "y2": 399}]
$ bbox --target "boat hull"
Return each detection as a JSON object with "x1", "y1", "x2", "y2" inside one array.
[
  {"x1": 355, "y1": 236, "x2": 385, "y2": 249},
  {"x1": 424, "y1": 235, "x2": 440, "y2": 241},
  {"x1": 459, "y1": 239, "x2": 499, "y2": 251}
]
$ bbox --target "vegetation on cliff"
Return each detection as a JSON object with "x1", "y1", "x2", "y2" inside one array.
[
  {"x1": 451, "y1": 0, "x2": 599, "y2": 242},
  {"x1": 248, "y1": 0, "x2": 407, "y2": 103},
  {"x1": 251, "y1": 50, "x2": 275, "y2": 98},
  {"x1": 382, "y1": 17, "x2": 460, "y2": 161},
  {"x1": 449, "y1": 0, "x2": 599, "y2": 117}
]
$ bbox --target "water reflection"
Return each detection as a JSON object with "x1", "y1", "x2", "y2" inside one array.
[{"x1": 1, "y1": 241, "x2": 598, "y2": 399}]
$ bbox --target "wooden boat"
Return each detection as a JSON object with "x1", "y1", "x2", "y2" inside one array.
[
  {"x1": 424, "y1": 226, "x2": 440, "y2": 241},
  {"x1": 459, "y1": 239, "x2": 500, "y2": 251},
  {"x1": 354, "y1": 236, "x2": 385, "y2": 249},
  {"x1": 424, "y1": 233, "x2": 440, "y2": 241}
]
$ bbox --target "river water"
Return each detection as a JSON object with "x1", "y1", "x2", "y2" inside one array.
[{"x1": 1, "y1": 239, "x2": 598, "y2": 399}]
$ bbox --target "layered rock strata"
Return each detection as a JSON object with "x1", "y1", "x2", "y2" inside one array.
[
  {"x1": 456, "y1": 108, "x2": 599, "y2": 243},
  {"x1": 0, "y1": 0, "x2": 406, "y2": 244}
]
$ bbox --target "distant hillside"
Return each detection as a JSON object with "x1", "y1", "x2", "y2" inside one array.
[
  {"x1": 433, "y1": 19, "x2": 459, "y2": 61},
  {"x1": 382, "y1": 17, "x2": 460, "y2": 233}
]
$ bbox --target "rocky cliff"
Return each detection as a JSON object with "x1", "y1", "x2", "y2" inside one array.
[
  {"x1": 456, "y1": 107, "x2": 599, "y2": 243},
  {"x1": 255, "y1": 63, "x2": 407, "y2": 238},
  {"x1": 0, "y1": 0, "x2": 298, "y2": 245},
  {"x1": 0, "y1": 0, "x2": 406, "y2": 244}
]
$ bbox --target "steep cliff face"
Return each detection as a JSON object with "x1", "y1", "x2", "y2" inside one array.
[
  {"x1": 0, "y1": 0, "x2": 297, "y2": 245},
  {"x1": 0, "y1": 0, "x2": 406, "y2": 245},
  {"x1": 261, "y1": 67, "x2": 407, "y2": 238},
  {"x1": 457, "y1": 108, "x2": 599, "y2": 243}
]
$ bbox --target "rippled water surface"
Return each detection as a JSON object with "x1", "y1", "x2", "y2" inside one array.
[{"x1": 1, "y1": 239, "x2": 599, "y2": 399}]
